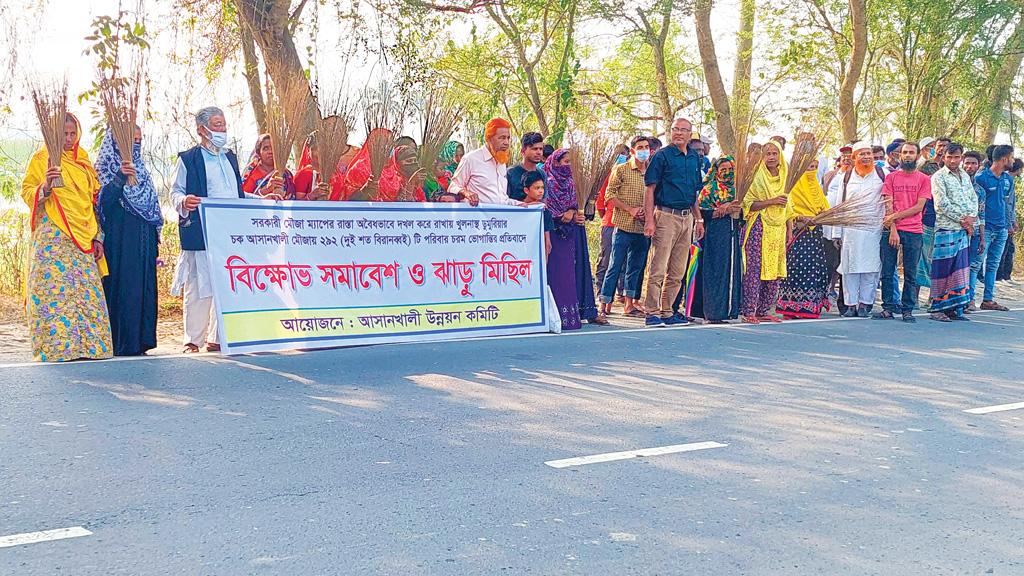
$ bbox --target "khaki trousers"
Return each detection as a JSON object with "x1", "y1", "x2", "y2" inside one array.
[{"x1": 643, "y1": 209, "x2": 694, "y2": 317}]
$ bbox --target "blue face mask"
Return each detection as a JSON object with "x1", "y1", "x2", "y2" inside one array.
[
  {"x1": 635, "y1": 149, "x2": 651, "y2": 162},
  {"x1": 615, "y1": 154, "x2": 628, "y2": 165}
]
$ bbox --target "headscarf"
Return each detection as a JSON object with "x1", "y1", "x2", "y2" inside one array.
[
  {"x1": 789, "y1": 168, "x2": 830, "y2": 220},
  {"x1": 21, "y1": 113, "x2": 106, "y2": 272},
  {"x1": 292, "y1": 134, "x2": 318, "y2": 200},
  {"x1": 95, "y1": 129, "x2": 163, "y2": 227},
  {"x1": 697, "y1": 155, "x2": 736, "y2": 210},
  {"x1": 241, "y1": 134, "x2": 295, "y2": 199},
  {"x1": 542, "y1": 148, "x2": 577, "y2": 217},
  {"x1": 440, "y1": 140, "x2": 461, "y2": 176},
  {"x1": 335, "y1": 128, "x2": 389, "y2": 201},
  {"x1": 743, "y1": 140, "x2": 790, "y2": 227},
  {"x1": 336, "y1": 135, "x2": 425, "y2": 202}
]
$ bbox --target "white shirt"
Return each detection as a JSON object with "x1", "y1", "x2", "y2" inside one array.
[
  {"x1": 170, "y1": 145, "x2": 244, "y2": 218},
  {"x1": 169, "y1": 145, "x2": 245, "y2": 299},
  {"x1": 448, "y1": 146, "x2": 516, "y2": 205},
  {"x1": 823, "y1": 170, "x2": 847, "y2": 240}
]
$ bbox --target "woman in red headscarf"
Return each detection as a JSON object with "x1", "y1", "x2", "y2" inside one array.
[
  {"x1": 334, "y1": 129, "x2": 426, "y2": 202},
  {"x1": 241, "y1": 134, "x2": 295, "y2": 199},
  {"x1": 292, "y1": 134, "x2": 336, "y2": 201}
]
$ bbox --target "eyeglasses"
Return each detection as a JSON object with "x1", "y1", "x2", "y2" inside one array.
[{"x1": 671, "y1": 127, "x2": 692, "y2": 133}]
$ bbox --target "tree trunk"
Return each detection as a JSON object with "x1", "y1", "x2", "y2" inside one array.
[
  {"x1": 237, "y1": 7, "x2": 267, "y2": 133},
  {"x1": 693, "y1": 0, "x2": 736, "y2": 154},
  {"x1": 978, "y1": 20, "x2": 1024, "y2": 144},
  {"x1": 838, "y1": 0, "x2": 867, "y2": 143},
  {"x1": 651, "y1": 41, "x2": 674, "y2": 138},
  {"x1": 236, "y1": 0, "x2": 319, "y2": 146},
  {"x1": 730, "y1": 0, "x2": 754, "y2": 147}
]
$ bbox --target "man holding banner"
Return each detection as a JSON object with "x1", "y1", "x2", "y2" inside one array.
[{"x1": 170, "y1": 106, "x2": 249, "y2": 353}]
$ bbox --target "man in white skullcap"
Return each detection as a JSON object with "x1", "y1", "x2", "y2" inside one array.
[{"x1": 837, "y1": 141, "x2": 886, "y2": 317}]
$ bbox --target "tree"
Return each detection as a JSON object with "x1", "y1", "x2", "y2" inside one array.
[
  {"x1": 235, "y1": 0, "x2": 320, "y2": 143},
  {"x1": 693, "y1": 0, "x2": 755, "y2": 155}
]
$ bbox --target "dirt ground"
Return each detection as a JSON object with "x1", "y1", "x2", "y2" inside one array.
[{"x1": 2, "y1": 278, "x2": 1022, "y2": 364}]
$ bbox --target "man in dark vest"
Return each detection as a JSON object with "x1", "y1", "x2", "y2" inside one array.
[{"x1": 169, "y1": 106, "x2": 246, "y2": 354}]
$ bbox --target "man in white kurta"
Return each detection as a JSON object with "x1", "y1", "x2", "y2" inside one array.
[
  {"x1": 837, "y1": 142, "x2": 885, "y2": 317},
  {"x1": 169, "y1": 107, "x2": 248, "y2": 352}
]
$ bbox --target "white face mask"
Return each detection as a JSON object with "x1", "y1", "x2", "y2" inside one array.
[{"x1": 205, "y1": 127, "x2": 228, "y2": 149}]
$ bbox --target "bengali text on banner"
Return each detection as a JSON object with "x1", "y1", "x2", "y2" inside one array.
[{"x1": 199, "y1": 199, "x2": 549, "y2": 354}]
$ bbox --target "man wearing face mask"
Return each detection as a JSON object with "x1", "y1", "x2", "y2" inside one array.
[{"x1": 170, "y1": 106, "x2": 246, "y2": 354}]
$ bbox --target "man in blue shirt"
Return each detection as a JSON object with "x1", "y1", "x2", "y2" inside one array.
[
  {"x1": 641, "y1": 117, "x2": 705, "y2": 326},
  {"x1": 972, "y1": 144, "x2": 1016, "y2": 311}
]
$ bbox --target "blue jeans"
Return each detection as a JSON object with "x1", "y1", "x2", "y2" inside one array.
[
  {"x1": 981, "y1": 227, "x2": 1009, "y2": 301},
  {"x1": 600, "y1": 229, "x2": 651, "y2": 303},
  {"x1": 880, "y1": 230, "x2": 922, "y2": 313},
  {"x1": 916, "y1": 225, "x2": 934, "y2": 289},
  {"x1": 969, "y1": 233, "x2": 984, "y2": 303}
]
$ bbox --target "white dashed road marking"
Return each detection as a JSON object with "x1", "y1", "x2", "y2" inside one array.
[
  {"x1": 545, "y1": 441, "x2": 728, "y2": 469},
  {"x1": 0, "y1": 526, "x2": 92, "y2": 549},
  {"x1": 964, "y1": 401, "x2": 1024, "y2": 415}
]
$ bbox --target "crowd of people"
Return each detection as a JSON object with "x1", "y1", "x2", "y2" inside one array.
[{"x1": 20, "y1": 107, "x2": 1021, "y2": 362}]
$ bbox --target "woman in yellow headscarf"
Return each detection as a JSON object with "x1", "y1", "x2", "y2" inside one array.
[
  {"x1": 777, "y1": 159, "x2": 833, "y2": 319},
  {"x1": 21, "y1": 113, "x2": 113, "y2": 362},
  {"x1": 740, "y1": 140, "x2": 790, "y2": 323}
]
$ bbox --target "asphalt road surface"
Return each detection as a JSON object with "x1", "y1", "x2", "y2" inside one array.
[{"x1": 2, "y1": 310, "x2": 1022, "y2": 575}]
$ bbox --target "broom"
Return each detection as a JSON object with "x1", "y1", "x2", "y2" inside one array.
[
  {"x1": 359, "y1": 82, "x2": 404, "y2": 198},
  {"x1": 783, "y1": 129, "x2": 827, "y2": 195},
  {"x1": 418, "y1": 88, "x2": 462, "y2": 177},
  {"x1": 810, "y1": 192, "x2": 885, "y2": 231},
  {"x1": 314, "y1": 86, "x2": 352, "y2": 186},
  {"x1": 97, "y1": 67, "x2": 142, "y2": 186},
  {"x1": 264, "y1": 72, "x2": 307, "y2": 186},
  {"x1": 734, "y1": 138, "x2": 763, "y2": 207},
  {"x1": 30, "y1": 78, "x2": 68, "y2": 190},
  {"x1": 568, "y1": 135, "x2": 617, "y2": 213}
]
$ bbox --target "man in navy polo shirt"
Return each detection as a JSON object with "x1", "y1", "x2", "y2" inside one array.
[
  {"x1": 972, "y1": 144, "x2": 1016, "y2": 311},
  {"x1": 641, "y1": 117, "x2": 705, "y2": 326}
]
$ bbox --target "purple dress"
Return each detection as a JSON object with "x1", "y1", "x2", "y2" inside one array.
[{"x1": 544, "y1": 150, "x2": 583, "y2": 331}]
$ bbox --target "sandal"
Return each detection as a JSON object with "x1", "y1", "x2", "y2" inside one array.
[
  {"x1": 182, "y1": 343, "x2": 200, "y2": 354},
  {"x1": 206, "y1": 343, "x2": 222, "y2": 352},
  {"x1": 759, "y1": 315, "x2": 783, "y2": 323},
  {"x1": 742, "y1": 316, "x2": 761, "y2": 324},
  {"x1": 589, "y1": 315, "x2": 610, "y2": 326},
  {"x1": 929, "y1": 312, "x2": 952, "y2": 323},
  {"x1": 624, "y1": 309, "x2": 646, "y2": 318}
]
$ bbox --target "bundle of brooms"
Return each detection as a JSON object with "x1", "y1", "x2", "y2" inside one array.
[
  {"x1": 418, "y1": 88, "x2": 461, "y2": 184},
  {"x1": 314, "y1": 86, "x2": 353, "y2": 186},
  {"x1": 30, "y1": 77, "x2": 69, "y2": 189},
  {"x1": 569, "y1": 135, "x2": 617, "y2": 212},
  {"x1": 359, "y1": 83, "x2": 405, "y2": 198},
  {"x1": 97, "y1": 65, "x2": 142, "y2": 186}
]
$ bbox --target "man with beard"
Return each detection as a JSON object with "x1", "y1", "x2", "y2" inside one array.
[
  {"x1": 874, "y1": 142, "x2": 930, "y2": 322},
  {"x1": 963, "y1": 151, "x2": 987, "y2": 311},
  {"x1": 450, "y1": 117, "x2": 517, "y2": 206},
  {"x1": 972, "y1": 145, "x2": 1016, "y2": 311},
  {"x1": 836, "y1": 142, "x2": 885, "y2": 317},
  {"x1": 823, "y1": 144, "x2": 854, "y2": 314}
]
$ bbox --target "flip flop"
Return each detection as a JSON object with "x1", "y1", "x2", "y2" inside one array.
[
  {"x1": 182, "y1": 343, "x2": 200, "y2": 354},
  {"x1": 759, "y1": 316, "x2": 783, "y2": 323},
  {"x1": 742, "y1": 316, "x2": 761, "y2": 324}
]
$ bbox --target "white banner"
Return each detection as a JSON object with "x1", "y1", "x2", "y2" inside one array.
[{"x1": 199, "y1": 199, "x2": 549, "y2": 354}]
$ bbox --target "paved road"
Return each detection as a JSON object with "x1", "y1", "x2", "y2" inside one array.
[{"x1": 1, "y1": 311, "x2": 1023, "y2": 575}]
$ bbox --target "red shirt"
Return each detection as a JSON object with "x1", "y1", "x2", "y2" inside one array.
[
  {"x1": 595, "y1": 175, "x2": 614, "y2": 227},
  {"x1": 882, "y1": 170, "x2": 932, "y2": 233}
]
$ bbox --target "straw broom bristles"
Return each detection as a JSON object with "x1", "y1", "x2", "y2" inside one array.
[
  {"x1": 568, "y1": 135, "x2": 617, "y2": 211},
  {"x1": 783, "y1": 130, "x2": 826, "y2": 194},
  {"x1": 361, "y1": 82, "x2": 405, "y2": 191},
  {"x1": 97, "y1": 66, "x2": 142, "y2": 186},
  {"x1": 810, "y1": 192, "x2": 885, "y2": 230},
  {"x1": 418, "y1": 89, "x2": 462, "y2": 176},
  {"x1": 734, "y1": 139, "x2": 763, "y2": 205},
  {"x1": 314, "y1": 86, "x2": 353, "y2": 185},
  {"x1": 30, "y1": 77, "x2": 68, "y2": 189},
  {"x1": 264, "y1": 72, "x2": 307, "y2": 176}
]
